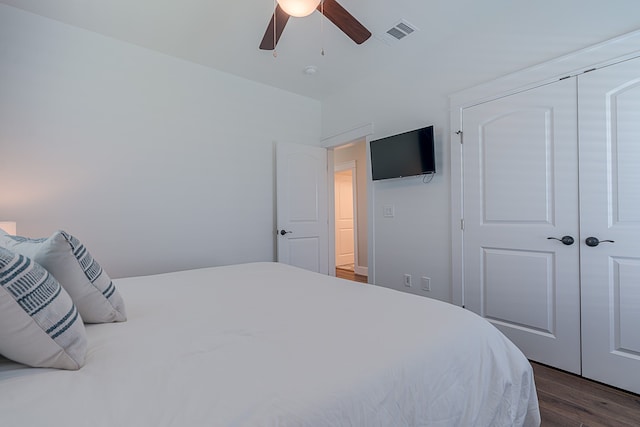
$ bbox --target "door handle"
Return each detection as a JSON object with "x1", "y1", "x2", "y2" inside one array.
[
  {"x1": 279, "y1": 229, "x2": 292, "y2": 236},
  {"x1": 547, "y1": 235, "x2": 575, "y2": 246},
  {"x1": 585, "y1": 237, "x2": 614, "y2": 247}
]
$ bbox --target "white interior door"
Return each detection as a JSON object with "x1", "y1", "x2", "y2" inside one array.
[
  {"x1": 276, "y1": 142, "x2": 328, "y2": 274},
  {"x1": 335, "y1": 170, "x2": 355, "y2": 267},
  {"x1": 462, "y1": 78, "x2": 582, "y2": 373},
  {"x1": 579, "y1": 57, "x2": 640, "y2": 394}
]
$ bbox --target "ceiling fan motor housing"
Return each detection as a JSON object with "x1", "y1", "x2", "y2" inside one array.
[{"x1": 261, "y1": 0, "x2": 371, "y2": 50}]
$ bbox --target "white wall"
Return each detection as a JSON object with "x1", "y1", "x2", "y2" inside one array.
[
  {"x1": 321, "y1": 72, "x2": 451, "y2": 300},
  {"x1": 0, "y1": 5, "x2": 322, "y2": 278},
  {"x1": 321, "y1": 25, "x2": 640, "y2": 303}
]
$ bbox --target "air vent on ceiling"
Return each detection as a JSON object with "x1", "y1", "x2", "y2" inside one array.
[{"x1": 383, "y1": 19, "x2": 418, "y2": 42}]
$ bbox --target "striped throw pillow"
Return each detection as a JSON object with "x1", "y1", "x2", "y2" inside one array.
[
  {"x1": 0, "y1": 247, "x2": 87, "y2": 370},
  {"x1": 0, "y1": 230, "x2": 126, "y2": 324}
]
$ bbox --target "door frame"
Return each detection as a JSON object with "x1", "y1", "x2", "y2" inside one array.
[
  {"x1": 449, "y1": 29, "x2": 640, "y2": 307},
  {"x1": 322, "y1": 123, "x2": 374, "y2": 282}
]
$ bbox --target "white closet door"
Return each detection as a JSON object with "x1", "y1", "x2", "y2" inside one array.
[
  {"x1": 579, "y1": 56, "x2": 640, "y2": 394},
  {"x1": 462, "y1": 78, "x2": 581, "y2": 373}
]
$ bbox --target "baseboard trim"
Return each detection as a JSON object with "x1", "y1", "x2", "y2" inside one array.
[{"x1": 354, "y1": 265, "x2": 368, "y2": 276}]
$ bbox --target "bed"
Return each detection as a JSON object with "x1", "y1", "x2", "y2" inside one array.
[{"x1": 0, "y1": 261, "x2": 540, "y2": 426}]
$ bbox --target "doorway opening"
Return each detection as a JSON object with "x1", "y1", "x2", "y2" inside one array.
[
  {"x1": 335, "y1": 167, "x2": 355, "y2": 271},
  {"x1": 333, "y1": 141, "x2": 368, "y2": 283}
]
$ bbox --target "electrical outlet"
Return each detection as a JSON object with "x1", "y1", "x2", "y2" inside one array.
[
  {"x1": 421, "y1": 276, "x2": 431, "y2": 291},
  {"x1": 404, "y1": 274, "x2": 412, "y2": 287}
]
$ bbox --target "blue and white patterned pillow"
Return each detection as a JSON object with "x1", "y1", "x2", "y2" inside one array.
[
  {"x1": 0, "y1": 247, "x2": 87, "y2": 370},
  {"x1": 0, "y1": 230, "x2": 126, "y2": 324}
]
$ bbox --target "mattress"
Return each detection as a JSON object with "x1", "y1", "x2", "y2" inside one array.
[{"x1": 0, "y1": 262, "x2": 540, "y2": 426}]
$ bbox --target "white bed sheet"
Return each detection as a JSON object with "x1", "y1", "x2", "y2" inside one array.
[{"x1": 0, "y1": 262, "x2": 540, "y2": 426}]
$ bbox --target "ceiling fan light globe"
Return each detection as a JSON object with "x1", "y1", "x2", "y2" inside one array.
[{"x1": 277, "y1": 0, "x2": 321, "y2": 17}]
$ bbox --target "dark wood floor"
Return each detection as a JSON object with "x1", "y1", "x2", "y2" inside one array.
[
  {"x1": 336, "y1": 269, "x2": 640, "y2": 426},
  {"x1": 335, "y1": 266, "x2": 367, "y2": 283},
  {"x1": 533, "y1": 362, "x2": 640, "y2": 426}
]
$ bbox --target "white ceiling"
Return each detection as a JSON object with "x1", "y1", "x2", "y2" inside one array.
[{"x1": 2, "y1": 0, "x2": 640, "y2": 101}]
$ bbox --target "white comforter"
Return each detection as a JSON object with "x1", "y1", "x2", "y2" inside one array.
[{"x1": 0, "y1": 262, "x2": 540, "y2": 426}]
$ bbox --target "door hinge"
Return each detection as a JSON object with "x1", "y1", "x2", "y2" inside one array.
[
  {"x1": 456, "y1": 130, "x2": 463, "y2": 144},
  {"x1": 460, "y1": 219, "x2": 465, "y2": 230}
]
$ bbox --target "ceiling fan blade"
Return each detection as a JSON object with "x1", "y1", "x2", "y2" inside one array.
[
  {"x1": 319, "y1": 0, "x2": 371, "y2": 44},
  {"x1": 259, "y1": 5, "x2": 290, "y2": 50}
]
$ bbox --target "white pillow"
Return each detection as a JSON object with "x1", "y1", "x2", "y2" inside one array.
[
  {"x1": 0, "y1": 230, "x2": 126, "y2": 324},
  {"x1": 0, "y1": 247, "x2": 87, "y2": 370}
]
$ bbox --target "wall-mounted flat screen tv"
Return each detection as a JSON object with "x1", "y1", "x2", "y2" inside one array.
[{"x1": 370, "y1": 125, "x2": 435, "y2": 181}]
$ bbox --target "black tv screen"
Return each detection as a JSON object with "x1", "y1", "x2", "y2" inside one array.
[{"x1": 370, "y1": 126, "x2": 435, "y2": 181}]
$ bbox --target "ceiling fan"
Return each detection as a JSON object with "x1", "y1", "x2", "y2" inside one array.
[{"x1": 259, "y1": 0, "x2": 371, "y2": 50}]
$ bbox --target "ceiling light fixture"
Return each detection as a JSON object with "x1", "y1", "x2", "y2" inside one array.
[{"x1": 277, "y1": 0, "x2": 321, "y2": 17}]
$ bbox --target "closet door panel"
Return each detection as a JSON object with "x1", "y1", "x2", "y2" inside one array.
[
  {"x1": 462, "y1": 79, "x2": 581, "y2": 374},
  {"x1": 579, "y1": 56, "x2": 640, "y2": 394}
]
